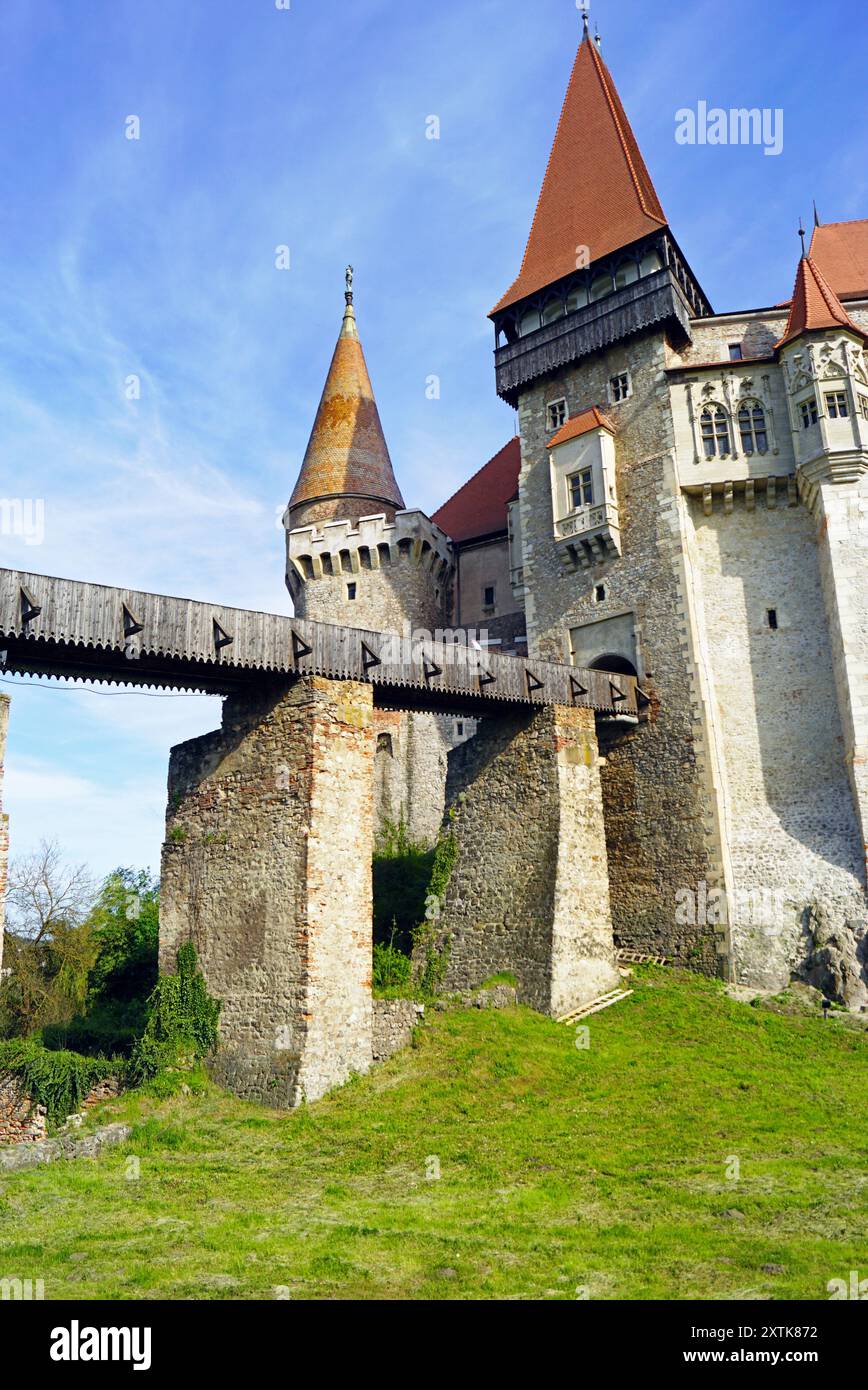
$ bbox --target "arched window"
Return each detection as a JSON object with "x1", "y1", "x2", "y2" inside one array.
[
  {"x1": 700, "y1": 406, "x2": 731, "y2": 458},
  {"x1": 589, "y1": 654, "x2": 638, "y2": 678},
  {"x1": 519, "y1": 307, "x2": 540, "y2": 337},
  {"x1": 737, "y1": 401, "x2": 768, "y2": 455}
]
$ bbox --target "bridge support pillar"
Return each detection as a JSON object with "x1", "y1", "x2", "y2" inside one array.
[
  {"x1": 160, "y1": 676, "x2": 374, "y2": 1106},
  {"x1": 437, "y1": 703, "x2": 619, "y2": 1017}
]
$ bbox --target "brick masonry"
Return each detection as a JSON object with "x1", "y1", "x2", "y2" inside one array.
[
  {"x1": 438, "y1": 703, "x2": 619, "y2": 1016},
  {"x1": 0, "y1": 1075, "x2": 120, "y2": 1147},
  {"x1": 160, "y1": 676, "x2": 375, "y2": 1106}
]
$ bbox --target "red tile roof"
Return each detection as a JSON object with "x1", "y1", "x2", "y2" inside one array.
[
  {"x1": 492, "y1": 34, "x2": 666, "y2": 316},
  {"x1": 775, "y1": 254, "x2": 866, "y2": 350},
  {"x1": 432, "y1": 438, "x2": 521, "y2": 543},
  {"x1": 810, "y1": 219, "x2": 868, "y2": 300},
  {"x1": 548, "y1": 406, "x2": 616, "y2": 449},
  {"x1": 289, "y1": 297, "x2": 404, "y2": 516}
]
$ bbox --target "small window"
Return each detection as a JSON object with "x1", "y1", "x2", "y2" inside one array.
[
  {"x1": 860, "y1": 395, "x2": 868, "y2": 420},
  {"x1": 609, "y1": 371, "x2": 631, "y2": 403},
  {"x1": 347, "y1": 582, "x2": 357, "y2": 600},
  {"x1": 825, "y1": 391, "x2": 848, "y2": 419},
  {"x1": 569, "y1": 468, "x2": 594, "y2": 510},
  {"x1": 767, "y1": 608, "x2": 778, "y2": 631},
  {"x1": 547, "y1": 398, "x2": 567, "y2": 431},
  {"x1": 594, "y1": 584, "x2": 606, "y2": 603},
  {"x1": 456, "y1": 721, "x2": 464, "y2": 737},
  {"x1": 738, "y1": 401, "x2": 768, "y2": 455},
  {"x1": 800, "y1": 398, "x2": 818, "y2": 428},
  {"x1": 728, "y1": 343, "x2": 743, "y2": 361},
  {"x1": 483, "y1": 585, "x2": 496, "y2": 608},
  {"x1": 700, "y1": 406, "x2": 731, "y2": 457}
]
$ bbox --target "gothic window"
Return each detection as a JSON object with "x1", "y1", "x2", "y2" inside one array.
[
  {"x1": 738, "y1": 401, "x2": 768, "y2": 454},
  {"x1": 569, "y1": 468, "x2": 594, "y2": 509},
  {"x1": 860, "y1": 395, "x2": 868, "y2": 420},
  {"x1": 800, "y1": 397, "x2": 818, "y2": 428},
  {"x1": 547, "y1": 398, "x2": 567, "y2": 431},
  {"x1": 700, "y1": 406, "x2": 731, "y2": 457},
  {"x1": 609, "y1": 371, "x2": 631, "y2": 403},
  {"x1": 825, "y1": 391, "x2": 849, "y2": 419}
]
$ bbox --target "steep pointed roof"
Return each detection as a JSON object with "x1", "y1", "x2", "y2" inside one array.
[
  {"x1": 776, "y1": 253, "x2": 866, "y2": 350},
  {"x1": 492, "y1": 31, "x2": 667, "y2": 315},
  {"x1": 810, "y1": 218, "x2": 868, "y2": 300},
  {"x1": 289, "y1": 277, "x2": 405, "y2": 517}
]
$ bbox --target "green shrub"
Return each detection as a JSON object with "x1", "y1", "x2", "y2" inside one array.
[
  {"x1": 129, "y1": 943, "x2": 220, "y2": 1085},
  {"x1": 373, "y1": 940, "x2": 413, "y2": 994},
  {"x1": 0, "y1": 1038, "x2": 123, "y2": 1129}
]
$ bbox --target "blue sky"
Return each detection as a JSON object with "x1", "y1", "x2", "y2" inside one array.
[{"x1": 1, "y1": 0, "x2": 866, "y2": 882}]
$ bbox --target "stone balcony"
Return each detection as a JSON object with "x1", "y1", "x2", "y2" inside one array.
[{"x1": 554, "y1": 500, "x2": 622, "y2": 567}]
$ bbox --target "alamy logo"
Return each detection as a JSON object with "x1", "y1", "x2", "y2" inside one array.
[
  {"x1": 0, "y1": 1276, "x2": 44, "y2": 1300},
  {"x1": 50, "y1": 1320, "x2": 152, "y2": 1370},
  {"x1": 0, "y1": 498, "x2": 44, "y2": 545},
  {"x1": 827, "y1": 1270, "x2": 868, "y2": 1300},
  {"x1": 675, "y1": 102, "x2": 783, "y2": 156}
]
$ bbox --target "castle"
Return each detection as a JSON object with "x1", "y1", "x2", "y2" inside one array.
[{"x1": 283, "y1": 18, "x2": 868, "y2": 1009}]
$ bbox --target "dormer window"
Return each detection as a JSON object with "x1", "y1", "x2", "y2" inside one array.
[
  {"x1": 700, "y1": 406, "x2": 731, "y2": 457},
  {"x1": 728, "y1": 343, "x2": 743, "y2": 361},
  {"x1": 825, "y1": 391, "x2": 848, "y2": 419},
  {"x1": 547, "y1": 398, "x2": 568, "y2": 431},
  {"x1": 800, "y1": 398, "x2": 818, "y2": 429},
  {"x1": 569, "y1": 468, "x2": 594, "y2": 510}
]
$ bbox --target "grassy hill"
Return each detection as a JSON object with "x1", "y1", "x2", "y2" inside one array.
[{"x1": 1, "y1": 966, "x2": 866, "y2": 1300}]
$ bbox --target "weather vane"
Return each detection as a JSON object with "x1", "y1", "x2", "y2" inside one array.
[
  {"x1": 798, "y1": 220, "x2": 806, "y2": 257},
  {"x1": 579, "y1": 2, "x2": 590, "y2": 36}
]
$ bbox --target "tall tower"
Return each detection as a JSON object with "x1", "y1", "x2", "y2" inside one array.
[
  {"x1": 488, "y1": 15, "x2": 727, "y2": 975},
  {"x1": 285, "y1": 269, "x2": 451, "y2": 637},
  {"x1": 777, "y1": 247, "x2": 868, "y2": 872},
  {"x1": 284, "y1": 272, "x2": 453, "y2": 846}
]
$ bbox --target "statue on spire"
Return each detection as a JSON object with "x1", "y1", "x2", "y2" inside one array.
[{"x1": 345, "y1": 264, "x2": 354, "y2": 304}]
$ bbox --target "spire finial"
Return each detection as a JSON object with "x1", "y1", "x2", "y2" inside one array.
[
  {"x1": 798, "y1": 219, "x2": 807, "y2": 258},
  {"x1": 594, "y1": 22, "x2": 602, "y2": 51},
  {"x1": 345, "y1": 264, "x2": 354, "y2": 305},
  {"x1": 813, "y1": 199, "x2": 821, "y2": 229},
  {"x1": 579, "y1": 2, "x2": 590, "y2": 37}
]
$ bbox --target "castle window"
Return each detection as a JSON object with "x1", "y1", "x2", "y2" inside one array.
[
  {"x1": 594, "y1": 584, "x2": 606, "y2": 603},
  {"x1": 738, "y1": 401, "x2": 768, "y2": 455},
  {"x1": 569, "y1": 468, "x2": 594, "y2": 509},
  {"x1": 825, "y1": 391, "x2": 848, "y2": 419},
  {"x1": 541, "y1": 297, "x2": 565, "y2": 326},
  {"x1": 376, "y1": 733, "x2": 393, "y2": 757},
  {"x1": 519, "y1": 307, "x2": 540, "y2": 337},
  {"x1": 590, "y1": 271, "x2": 614, "y2": 302},
  {"x1": 347, "y1": 582, "x2": 357, "y2": 601},
  {"x1": 614, "y1": 260, "x2": 639, "y2": 290},
  {"x1": 728, "y1": 343, "x2": 743, "y2": 361},
  {"x1": 609, "y1": 371, "x2": 631, "y2": 403},
  {"x1": 800, "y1": 397, "x2": 818, "y2": 428},
  {"x1": 456, "y1": 721, "x2": 464, "y2": 737},
  {"x1": 547, "y1": 398, "x2": 568, "y2": 431},
  {"x1": 767, "y1": 608, "x2": 778, "y2": 631},
  {"x1": 566, "y1": 285, "x2": 589, "y2": 313},
  {"x1": 700, "y1": 406, "x2": 731, "y2": 457},
  {"x1": 639, "y1": 248, "x2": 663, "y2": 277},
  {"x1": 483, "y1": 584, "x2": 496, "y2": 609}
]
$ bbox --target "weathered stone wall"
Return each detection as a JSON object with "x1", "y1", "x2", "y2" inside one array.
[
  {"x1": 371, "y1": 999, "x2": 424, "y2": 1062},
  {"x1": 0, "y1": 1075, "x2": 121, "y2": 1147},
  {"x1": 0, "y1": 694, "x2": 9, "y2": 979},
  {"x1": 515, "y1": 333, "x2": 723, "y2": 972},
  {"x1": 684, "y1": 492, "x2": 866, "y2": 994},
  {"x1": 438, "y1": 704, "x2": 619, "y2": 1016},
  {"x1": 373, "y1": 709, "x2": 449, "y2": 847},
  {"x1": 160, "y1": 676, "x2": 374, "y2": 1107}
]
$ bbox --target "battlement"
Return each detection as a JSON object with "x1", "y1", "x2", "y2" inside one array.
[{"x1": 285, "y1": 508, "x2": 452, "y2": 596}]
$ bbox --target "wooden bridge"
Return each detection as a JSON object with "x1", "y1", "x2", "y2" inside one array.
[{"x1": 0, "y1": 567, "x2": 641, "y2": 716}]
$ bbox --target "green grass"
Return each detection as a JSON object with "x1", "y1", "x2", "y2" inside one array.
[{"x1": 1, "y1": 967, "x2": 866, "y2": 1301}]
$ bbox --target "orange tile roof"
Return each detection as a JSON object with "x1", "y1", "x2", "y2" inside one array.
[
  {"x1": 432, "y1": 438, "x2": 521, "y2": 543},
  {"x1": 492, "y1": 34, "x2": 667, "y2": 316},
  {"x1": 289, "y1": 297, "x2": 404, "y2": 514},
  {"x1": 547, "y1": 406, "x2": 616, "y2": 449},
  {"x1": 775, "y1": 254, "x2": 866, "y2": 350},
  {"x1": 810, "y1": 219, "x2": 868, "y2": 300}
]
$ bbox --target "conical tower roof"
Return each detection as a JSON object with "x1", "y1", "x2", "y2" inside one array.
[
  {"x1": 492, "y1": 26, "x2": 667, "y2": 315},
  {"x1": 288, "y1": 271, "x2": 405, "y2": 525},
  {"x1": 776, "y1": 252, "x2": 866, "y2": 350}
]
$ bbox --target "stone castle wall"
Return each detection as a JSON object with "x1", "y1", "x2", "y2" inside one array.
[
  {"x1": 515, "y1": 333, "x2": 723, "y2": 972},
  {"x1": 160, "y1": 677, "x2": 374, "y2": 1106},
  {"x1": 373, "y1": 708, "x2": 449, "y2": 847},
  {"x1": 438, "y1": 703, "x2": 619, "y2": 1016},
  {"x1": 683, "y1": 490, "x2": 867, "y2": 993}
]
